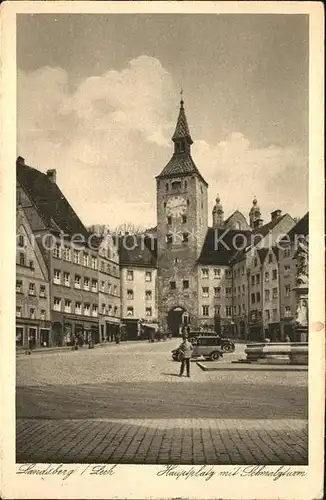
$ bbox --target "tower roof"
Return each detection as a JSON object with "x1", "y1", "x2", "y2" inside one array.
[
  {"x1": 171, "y1": 97, "x2": 193, "y2": 144},
  {"x1": 156, "y1": 96, "x2": 207, "y2": 185}
]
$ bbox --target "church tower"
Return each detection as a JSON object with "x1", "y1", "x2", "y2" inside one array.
[
  {"x1": 156, "y1": 96, "x2": 208, "y2": 334},
  {"x1": 249, "y1": 197, "x2": 263, "y2": 228}
]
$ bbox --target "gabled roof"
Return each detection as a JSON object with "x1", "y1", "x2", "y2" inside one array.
[
  {"x1": 257, "y1": 248, "x2": 269, "y2": 265},
  {"x1": 252, "y1": 213, "x2": 290, "y2": 237},
  {"x1": 287, "y1": 213, "x2": 309, "y2": 240},
  {"x1": 17, "y1": 159, "x2": 91, "y2": 240},
  {"x1": 119, "y1": 235, "x2": 157, "y2": 268},
  {"x1": 198, "y1": 227, "x2": 252, "y2": 265},
  {"x1": 172, "y1": 99, "x2": 193, "y2": 143}
]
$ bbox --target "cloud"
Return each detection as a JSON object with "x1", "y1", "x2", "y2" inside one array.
[
  {"x1": 18, "y1": 56, "x2": 176, "y2": 226},
  {"x1": 192, "y1": 132, "x2": 308, "y2": 221},
  {"x1": 18, "y1": 59, "x2": 308, "y2": 229}
]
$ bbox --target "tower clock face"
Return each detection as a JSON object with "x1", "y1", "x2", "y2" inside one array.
[{"x1": 166, "y1": 196, "x2": 187, "y2": 217}]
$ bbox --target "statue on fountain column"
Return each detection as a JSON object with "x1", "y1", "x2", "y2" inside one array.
[
  {"x1": 295, "y1": 244, "x2": 309, "y2": 288},
  {"x1": 296, "y1": 297, "x2": 308, "y2": 327}
]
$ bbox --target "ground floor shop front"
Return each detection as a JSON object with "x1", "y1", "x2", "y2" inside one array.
[
  {"x1": 50, "y1": 312, "x2": 100, "y2": 346},
  {"x1": 16, "y1": 319, "x2": 52, "y2": 349}
]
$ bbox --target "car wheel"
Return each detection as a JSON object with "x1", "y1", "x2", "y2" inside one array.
[
  {"x1": 222, "y1": 344, "x2": 234, "y2": 353},
  {"x1": 210, "y1": 351, "x2": 220, "y2": 361}
]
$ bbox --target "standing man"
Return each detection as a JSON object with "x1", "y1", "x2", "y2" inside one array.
[{"x1": 179, "y1": 334, "x2": 193, "y2": 378}]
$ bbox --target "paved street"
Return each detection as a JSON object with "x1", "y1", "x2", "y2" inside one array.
[{"x1": 16, "y1": 340, "x2": 308, "y2": 465}]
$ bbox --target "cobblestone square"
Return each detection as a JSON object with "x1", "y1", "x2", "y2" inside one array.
[{"x1": 16, "y1": 342, "x2": 308, "y2": 465}]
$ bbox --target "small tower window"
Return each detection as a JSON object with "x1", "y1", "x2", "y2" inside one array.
[
  {"x1": 167, "y1": 216, "x2": 172, "y2": 225},
  {"x1": 182, "y1": 215, "x2": 187, "y2": 224},
  {"x1": 165, "y1": 183, "x2": 169, "y2": 192},
  {"x1": 184, "y1": 180, "x2": 187, "y2": 189},
  {"x1": 171, "y1": 181, "x2": 182, "y2": 190}
]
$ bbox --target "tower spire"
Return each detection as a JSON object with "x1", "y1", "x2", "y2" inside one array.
[{"x1": 172, "y1": 92, "x2": 193, "y2": 152}]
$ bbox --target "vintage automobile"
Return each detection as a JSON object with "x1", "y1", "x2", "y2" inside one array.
[{"x1": 172, "y1": 335, "x2": 234, "y2": 362}]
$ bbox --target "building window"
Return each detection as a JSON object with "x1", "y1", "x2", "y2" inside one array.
[
  {"x1": 182, "y1": 233, "x2": 189, "y2": 243},
  {"x1": 256, "y1": 274, "x2": 260, "y2": 285},
  {"x1": 284, "y1": 265, "x2": 291, "y2": 274},
  {"x1": 284, "y1": 248, "x2": 291, "y2": 258},
  {"x1": 101, "y1": 303, "x2": 106, "y2": 314},
  {"x1": 285, "y1": 285, "x2": 291, "y2": 297},
  {"x1": 226, "y1": 306, "x2": 232, "y2": 317},
  {"x1": 127, "y1": 306, "x2": 134, "y2": 316},
  {"x1": 16, "y1": 306, "x2": 22, "y2": 318},
  {"x1": 107, "y1": 304, "x2": 112, "y2": 315},
  {"x1": 29, "y1": 260, "x2": 34, "y2": 269},
  {"x1": 202, "y1": 287, "x2": 209, "y2": 298},
  {"x1": 101, "y1": 281, "x2": 105, "y2": 291},
  {"x1": 170, "y1": 281, "x2": 176, "y2": 290},
  {"x1": 63, "y1": 247, "x2": 71, "y2": 261},
  {"x1": 113, "y1": 285, "x2": 118, "y2": 296},
  {"x1": 184, "y1": 180, "x2": 187, "y2": 189},
  {"x1": 19, "y1": 252, "x2": 26, "y2": 266},
  {"x1": 18, "y1": 234, "x2": 25, "y2": 247},
  {"x1": 272, "y1": 308, "x2": 277, "y2": 320},
  {"x1": 16, "y1": 280, "x2": 23, "y2": 293},
  {"x1": 171, "y1": 181, "x2": 182, "y2": 190},
  {"x1": 92, "y1": 305, "x2": 98, "y2": 317},
  {"x1": 165, "y1": 183, "x2": 169, "y2": 192},
  {"x1": 202, "y1": 305, "x2": 209, "y2": 316},
  {"x1": 201, "y1": 268, "x2": 209, "y2": 279},
  {"x1": 107, "y1": 263, "x2": 111, "y2": 274},
  {"x1": 145, "y1": 271, "x2": 152, "y2": 282},
  {"x1": 114, "y1": 306, "x2": 118, "y2": 316},
  {"x1": 127, "y1": 270, "x2": 134, "y2": 281},
  {"x1": 242, "y1": 284, "x2": 245, "y2": 293},
  {"x1": 214, "y1": 287, "x2": 221, "y2": 297},
  {"x1": 63, "y1": 272, "x2": 70, "y2": 287},
  {"x1": 272, "y1": 287, "x2": 278, "y2": 299},
  {"x1": 265, "y1": 310, "x2": 270, "y2": 320},
  {"x1": 108, "y1": 283, "x2": 112, "y2": 294},
  {"x1": 100, "y1": 261, "x2": 105, "y2": 272},
  {"x1": 28, "y1": 283, "x2": 36, "y2": 296},
  {"x1": 251, "y1": 293, "x2": 255, "y2": 304},
  {"x1": 214, "y1": 305, "x2": 221, "y2": 316},
  {"x1": 74, "y1": 275, "x2": 81, "y2": 289},
  {"x1": 265, "y1": 272, "x2": 269, "y2": 282},
  {"x1": 145, "y1": 307, "x2": 152, "y2": 317},
  {"x1": 182, "y1": 215, "x2": 187, "y2": 224},
  {"x1": 84, "y1": 304, "x2": 90, "y2": 316},
  {"x1": 183, "y1": 280, "x2": 189, "y2": 290},
  {"x1": 251, "y1": 275, "x2": 255, "y2": 286},
  {"x1": 83, "y1": 277, "x2": 89, "y2": 290},
  {"x1": 53, "y1": 269, "x2": 61, "y2": 285},
  {"x1": 64, "y1": 299, "x2": 71, "y2": 313},
  {"x1": 91, "y1": 280, "x2": 98, "y2": 292},
  {"x1": 73, "y1": 250, "x2": 80, "y2": 264},
  {"x1": 75, "y1": 302, "x2": 81, "y2": 315},
  {"x1": 53, "y1": 243, "x2": 61, "y2": 259},
  {"x1": 268, "y1": 254, "x2": 273, "y2": 263},
  {"x1": 145, "y1": 290, "x2": 152, "y2": 300},
  {"x1": 226, "y1": 287, "x2": 232, "y2": 295},
  {"x1": 285, "y1": 306, "x2": 292, "y2": 317},
  {"x1": 256, "y1": 292, "x2": 261, "y2": 302},
  {"x1": 30, "y1": 308, "x2": 36, "y2": 319},
  {"x1": 127, "y1": 289, "x2": 134, "y2": 300},
  {"x1": 53, "y1": 297, "x2": 61, "y2": 311},
  {"x1": 265, "y1": 289, "x2": 270, "y2": 301},
  {"x1": 214, "y1": 268, "x2": 221, "y2": 278},
  {"x1": 166, "y1": 233, "x2": 173, "y2": 244},
  {"x1": 91, "y1": 257, "x2": 97, "y2": 270},
  {"x1": 272, "y1": 269, "x2": 277, "y2": 280},
  {"x1": 167, "y1": 216, "x2": 172, "y2": 225},
  {"x1": 225, "y1": 269, "x2": 232, "y2": 278}
]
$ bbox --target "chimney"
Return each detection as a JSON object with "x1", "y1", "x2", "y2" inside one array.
[
  {"x1": 47, "y1": 169, "x2": 57, "y2": 184},
  {"x1": 271, "y1": 209, "x2": 282, "y2": 222},
  {"x1": 17, "y1": 156, "x2": 25, "y2": 166},
  {"x1": 253, "y1": 218, "x2": 264, "y2": 229}
]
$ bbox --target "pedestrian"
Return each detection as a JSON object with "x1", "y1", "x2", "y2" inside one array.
[{"x1": 178, "y1": 334, "x2": 193, "y2": 378}]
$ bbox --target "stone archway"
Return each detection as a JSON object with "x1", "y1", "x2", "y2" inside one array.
[{"x1": 167, "y1": 307, "x2": 189, "y2": 336}]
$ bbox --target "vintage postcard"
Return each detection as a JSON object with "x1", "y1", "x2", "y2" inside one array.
[{"x1": 0, "y1": 1, "x2": 324, "y2": 499}]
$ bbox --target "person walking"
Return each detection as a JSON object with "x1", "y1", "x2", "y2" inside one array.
[{"x1": 179, "y1": 334, "x2": 193, "y2": 378}]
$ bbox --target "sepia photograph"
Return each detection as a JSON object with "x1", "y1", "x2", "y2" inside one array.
[{"x1": 0, "y1": 2, "x2": 324, "y2": 500}]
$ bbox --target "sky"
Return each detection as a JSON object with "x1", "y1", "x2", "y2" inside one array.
[{"x1": 17, "y1": 14, "x2": 309, "y2": 229}]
